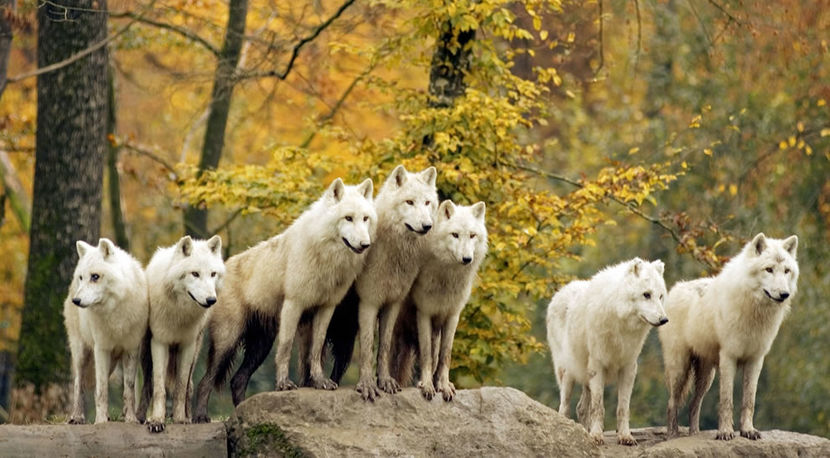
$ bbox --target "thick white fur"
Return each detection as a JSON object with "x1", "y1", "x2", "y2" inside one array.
[
  {"x1": 546, "y1": 258, "x2": 668, "y2": 445},
  {"x1": 63, "y1": 238, "x2": 149, "y2": 424},
  {"x1": 659, "y1": 233, "x2": 799, "y2": 441},
  {"x1": 410, "y1": 200, "x2": 487, "y2": 402},
  {"x1": 144, "y1": 235, "x2": 224, "y2": 433},
  {"x1": 201, "y1": 177, "x2": 376, "y2": 401},
  {"x1": 354, "y1": 165, "x2": 438, "y2": 401}
]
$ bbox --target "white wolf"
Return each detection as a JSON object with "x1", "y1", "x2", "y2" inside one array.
[
  {"x1": 138, "y1": 235, "x2": 225, "y2": 433},
  {"x1": 390, "y1": 200, "x2": 488, "y2": 402},
  {"x1": 63, "y1": 238, "x2": 149, "y2": 424},
  {"x1": 660, "y1": 233, "x2": 799, "y2": 441},
  {"x1": 546, "y1": 258, "x2": 668, "y2": 445},
  {"x1": 193, "y1": 177, "x2": 376, "y2": 422},
  {"x1": 349, "y1": 165, "x2": 438, "y2": 401}
]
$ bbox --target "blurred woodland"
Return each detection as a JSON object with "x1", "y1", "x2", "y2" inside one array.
[{"x1": 0, "y1": 0, "x2": 827, "y2": 436}]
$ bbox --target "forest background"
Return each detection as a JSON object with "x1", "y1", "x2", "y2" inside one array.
[{"x1": 0, "y1": 0, "x2": 827, "y2": 436}]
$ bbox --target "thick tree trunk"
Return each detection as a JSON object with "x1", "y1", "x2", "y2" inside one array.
[
  {"x1": 183, "y1": 0, "x2": 248, "y2": 238},
  {"x1": 13, "y1": 0, "x2": 108, "y2": 423}
]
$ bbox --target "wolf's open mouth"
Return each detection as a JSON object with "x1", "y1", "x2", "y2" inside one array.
[{"x1": 342, "y1": 238, "x2": 366, "y2": 254}]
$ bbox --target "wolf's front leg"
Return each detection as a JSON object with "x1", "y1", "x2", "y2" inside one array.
[
  {"x1": 715, "y1": 352, "x2": 737, "y2": 440},
  {"x1": 93, "y1": 345, "x2": 111, "y2": 424},
  {"x1": 355, "y1": 300, "x2": 381, "y2": 401},
  {"x1": 587, "y1": 364, "x2": 606, "y2": 445},
  {"x1": 616, "y1": 362, "x2": 638, "y2": 445},
  {"x1": 121, "y1": 349, "x2": 139, "y2": 423},
  {"x1": 416, "y1": 310, "x2": 435, "y2": 400},
  {"x1": 147, "y1": 339, "x2": 169, "y2": 433},
  {"x1": 739, "y1": 356, "x2": 765, "y2": 440},
  {"x1": 434, "y1": 314, "x2": 460, "y2": 401},
  {"x1": 308, "y1": 304, "x2": 338, "y2": 390},
  {"x1": 376, "y1": 301, "x2": 403, "y2": 394},
  {"x1": 173, "y1": 339, "x2": 198, "y2": 423},
  {"x1": 274, "y1": 299, "x2": 302, "y2": 391},
  {"x1": 68, "y1": 345, "x2": 89, "y2": 424}
]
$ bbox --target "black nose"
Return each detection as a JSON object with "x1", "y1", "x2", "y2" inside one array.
[
  {"x1": 206, "y1": 297, "x2": 217, "y2": 306},
  {"x1": 462, "y1": 257, "x2": 472, "y2": 265},
  {"x1": 360, "y1": 242, "x2": 371, "y2": 249},
  {"x1": 72, "y1": 298, "x2": 81, "y2": 306},
  {"x1": 779, "y1": 292, "x2": 789, "y2": 300},
  {"x1": 422, "y1": 224, "x2": 432, "y2": 233},
  {"x1": 658, "y1": 317, "x2": 669, "y2": 326}
]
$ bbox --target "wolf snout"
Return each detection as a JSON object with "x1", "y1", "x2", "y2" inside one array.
[
  {"x1": 657, "y1": 317, "x2": 669, "y2": 326},
  {"x1": 72, "y1": 298, "x2": 82, "y2": 306},
  {"x1": 422, "y1": 224, "x2": 432, "y2": 233},
  {"x1": 462, "y1": 257, "x2": 472, "y2": 265},
  {"x1": 206, "y1": 297, "x2": 217, "y2": 307},
  {"x1": 764, "y1": 289, "x2": 790, "y2": 303}
]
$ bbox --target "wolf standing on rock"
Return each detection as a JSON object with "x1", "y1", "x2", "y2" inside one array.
[
  {"x1": 139, "y1": 235, "x2": 225, "y2": 433},
  {"x1": 193, "y1": 177, "x2": 376, "y2": 422},
  {"x1": 390, "y1": 200, "x2": 488, "y2": 402},
  {"x1": 63, "y1": 238, "x2": 149, "y2": 425},
  {"x1": 546, "y1": 258, "x2": 668, "y2": 445},
  {"x1": 660, "y1": 233, "x2": 799, "y2": 441}
]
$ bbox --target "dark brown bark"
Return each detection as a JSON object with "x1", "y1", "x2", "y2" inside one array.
[
  {"x1": 106, "y1": 63, "x2": 129, "y2": 250},
  {"x1": 183, "y1": 0, "x2": 248, "y2": 238},
  {"x1": 16, "y1": 0, "x2": 108, "y2": 404},
  {"x1": 0, "y1": 0, "x2": 13, "y2": 98}
]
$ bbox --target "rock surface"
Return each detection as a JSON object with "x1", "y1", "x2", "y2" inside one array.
[
  {"x1": 227, "y1": 386, "x2": 600, "y2": 457},
  {"x1": 0, "y1": 422, "x2": 227, "y2": 458}
]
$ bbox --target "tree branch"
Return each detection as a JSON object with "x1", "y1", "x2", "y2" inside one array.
[
  {"x1": 594, "y1": 0, "x2": 604, "y2": 75},
  {"x1": 109, "y1": 10, "x2": 220, "y2": 56},
  {"x1": 120, "y1": 141, "x2": 178, "y2": 178},
  {"x1": 300, "y1": 64, "x2": 373, "y2": 148},
  {"x1": 238, "y1": 0, "x2": 356, "y2": 81}
]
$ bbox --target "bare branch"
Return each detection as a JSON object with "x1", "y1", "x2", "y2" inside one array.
[
  {"x1": 707, "y1": 0, "x2": 744, "y2": 26},
  {"x1": 238, "y1": 0, "x2": 356, "y2": 81},
  {"x1": 109, "y1": 10, "x2": 220, "y2": 56},
  {"x1": 594, "y1": 0, "x2": 604, "y2": 75},
  {"x1": 120, "y1": 141, "x2": 178, "y2": 178},
  {"x1": 300, "y1": 64, "x2": 374, "y2": 148}
]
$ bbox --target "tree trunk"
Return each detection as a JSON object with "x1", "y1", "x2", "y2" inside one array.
[
  {"x1": 0, "y1": 0, "x2": 13, "y2": 98},
  {"x1": 183, "y1": 0, "x2": 248, "y2": 238},
  {"x1": 13, "y1": 0, "x2": 108, "y2": 423},
  {"x1": 106, "y1": 62, "x2": 129, "y2": 250}
]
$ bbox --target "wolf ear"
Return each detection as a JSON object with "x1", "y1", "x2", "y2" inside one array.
[
  {"x1": 206, "y1": 235, "x2": 222, "y2": 256},
  {"x1": 751, "y1": 233, "x2": 767, "y2": 256},
  {"x1": 357, "y1": 178, "x2": 374, "y2": 200},
  {"x1": 327, "y1": 178, "x2": 346, "y2": 202},
  {"x1": 782, "y1": 235, "x2": 798, "y2": 258},
  {"x1": 98, "y1": 238, "x2": 116, "y2": 259},
  {"x1": 420, "y1": 166, "x2": 437, "y2": 187},
  {"x1": 176, "y1": 236, "x2": 194, "y2": 257},
  {"x1": 76, "y1": 240, "x2": 93, "y2": 258},
  {"x1": 629, "y1": 258, "x2": 644, "y2": 277},
  {"x1": 471, "y1": 202, "x2": 486, "y2": 221},
  {"x1": 652, "y1": 259, "x2": 665, "y2": 275},
  {"x1": 389, "y1": 165, "x2": 408, "y2": 188},
  {"x1": 439, "y1": 200, "x2": 456, "y2": 220}
]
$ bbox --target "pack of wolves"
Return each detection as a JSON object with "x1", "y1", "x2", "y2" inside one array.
[{"x1": 61, "y1": 163, "x2": 799, "y2": 445}]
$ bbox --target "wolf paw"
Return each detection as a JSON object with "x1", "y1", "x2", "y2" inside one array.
[
  {"x1": 311, "y1": 377, "x2": 338, "y2": 390},
  {"x1": 124, "y1": 414, "x2": 139, "y2": 424},
  {"x1": 356, "y1": 379, "x2": 381, "y2": 401},
  {"x1": 740, "y1": 429, "x2": 761, "y2": 440},
  {"x1": 378, "y1": 377, "x2": 401, "y2": 394},
  {"x1": 715, "y1": 429, "x2": 735, "y2": 441},
  {"x1": 192, "y1": 414, "x2": 211, "y2": 424},
  {"x1": 147, "y1": 420, "x2": 165, "y2": 433},
  {"x1": 67, "y1": 416, "x2": 85, "y2": 425},
  {"x1": 276, "y1": 377, "x2": 298, "y2": 391},
  {"x1": 617, "y1": 434, "x2": 637, "y2": 446},
  {"x1": 590, "y1": 432, "x2": 605, "y2": 445},
  {"x1": 437, "y1": 380, "x2": 456, "y2": 401},
  {"x1": 418, "y1": 381, "x2": 436, "y2": 401}
]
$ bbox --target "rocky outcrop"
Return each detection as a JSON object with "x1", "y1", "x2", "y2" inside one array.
[{"x1": 227, "y1": 386, "x2": 600, "y2": 457}]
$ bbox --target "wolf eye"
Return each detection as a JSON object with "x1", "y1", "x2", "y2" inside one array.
[
  {"x1": 452, "y1": 233, "x2": 459, "y2": 238},
  {"x1": 406, "y1": 200, "x2": 414, "y2": 206},
  {"x1": 643, "y1": 292, "x2": 651, "y2": 299},
  {"x1": 345, "y1": 216, "x2": 353, "y2": 222},
  {"x1": 660, "y1": 294, "x2": 664, "y2": 300},
  {"x1": 192, "y1": 272, "x2": 200, "y2": 278},
  {"x1": 91, "y1": 274, "x2": 100, "y2": 282},
  {"x1": 470, "y1": 234, "x2": 476, "y2": 239},
  {"x1": 784, "y1": 268, "x2": 790, "y2": 274},
  {"x1": 765, "y1": 267, "x2": 773, "y2": 273},
  {"x1": 211, "y1": 272, "x2": 217, "y2": 278},
  {"x1": 425, "y1": 201, "x2": 430, "y2": 206},
  {"x1": 363, "y1": 216, "x2": 369, "y2": 222},
  {"x1": 79, "y1": 275, "x2": 83, "y2": 281}
]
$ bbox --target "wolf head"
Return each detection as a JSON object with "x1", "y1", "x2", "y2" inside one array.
[
  {"x1": 742, "y1": 232, "x2": 799, "y2": 304},
  {"x1": 324, "y1": 177, "x2": 377, "y2": 254},
  {"x1": 171, "y1": 235, "x2": 225, "y2": 308},
  {"x1": 71, "y1": 238, "x2": 126, "y2": 308},
  {"x1": 622, "y1": 258, "x2": 669, "y2": 327},
  {"x1": 379, "y1": 165, "x2": 438, "y2": 235},
  {"x1": 431, "y1": 200, "x2": 488, "y2": 266}
]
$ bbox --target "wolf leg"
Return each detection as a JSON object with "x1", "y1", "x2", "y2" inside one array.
[
  {"x1": 122, "y1": 348, "x2": 139, "y2": 423},
  {"x1": 576, "y1": 384, "x2": 591, "y2": 427},
  {"x1": 715, "y1": 352, "x2": 737, "y2": 440},
  {"x1": 173, "y1": 339, "x2": 198, "y2": 423},
  {"x1": 93, "y1": 345, "x2": 111, "y2": 424},
  {"x1": 435, "y1": 313, "x2": 460, "y2": 401},
  {"x1": 739, "y1": 356, "x2": 765, "y2": 440},
  {"x1": 416, "y1": 309, "x2": 435, "y2": 400},
  {"x1": 274, "y1": 299, "x2": 303, "y2": 390},
  {"x1": 689, "y1": 358, "x2": 715, "y2": 435},
  {"x1": 68, "y1": 345, "x2": 89, "y2": 424},
  {"x1": 616, "y1": 362, "x2": 638, "y2": 445},
  {"x1": 147, "y1": 339, "x2": 169, "y2": 433},
  {"x1": 356, "y1": 299, "x2": 381, "y2": 401},
  {"x1": 587, "y1": 364, "x2": 606, "y2": 445},
  {"x1": 231, "y1": 319, "x2": 276, "y2": 404},
  {"x1": 308, "y1": 304, "x2": 338, "y2": 390},
  {"x1": 377, "y1": 301, "x2": 403, "y2": 394},
  {"x1": 557, "y1": 368, "x2": 574, "y2": 418},
  {"x1": 665, "y1": 350, "x2": 692, "y2": 437}
]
